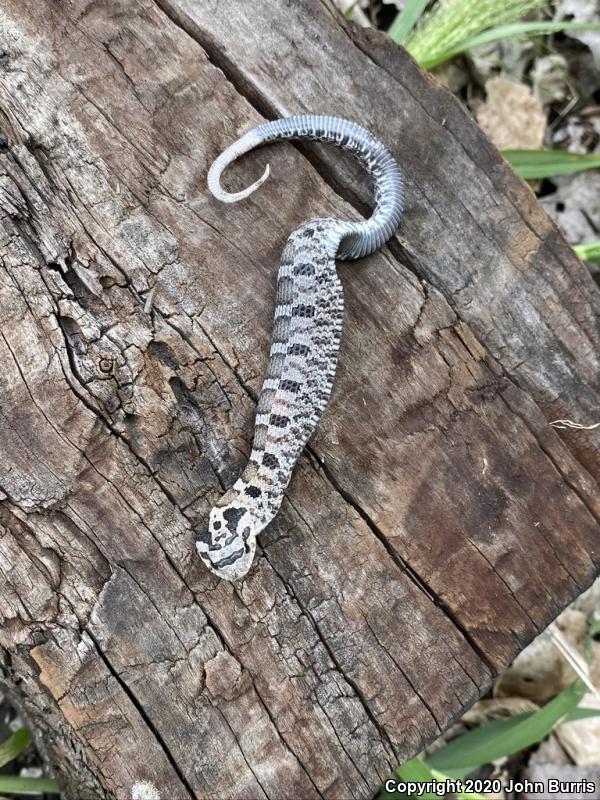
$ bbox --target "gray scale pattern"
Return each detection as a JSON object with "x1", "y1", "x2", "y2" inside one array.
[{"x1": 197, "y1": 115, "x2": 404, "y2": 580}]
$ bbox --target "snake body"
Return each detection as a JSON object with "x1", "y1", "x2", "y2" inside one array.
[{"x1": 197, "y1": 115, "x2": 404, "y2": 581}]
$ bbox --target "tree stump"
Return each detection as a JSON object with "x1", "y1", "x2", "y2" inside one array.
[{"x1": 1, "y1": 1, "x2": 599, "y2": 798}]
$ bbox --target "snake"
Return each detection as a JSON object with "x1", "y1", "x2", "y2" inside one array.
[{"x1": 196, "y1": 115, "x2": 404, "y2": 581}]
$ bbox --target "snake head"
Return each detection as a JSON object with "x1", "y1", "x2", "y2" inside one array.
[{"x1": 195, "y1": 504, "x2": 256, "y2": 581}]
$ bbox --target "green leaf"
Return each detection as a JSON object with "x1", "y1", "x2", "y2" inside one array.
[
  {"x1": 502, "y1": 149, "x2": 600, "y2": 180},
  {"x1": 0, "y1": 775, "x2": 60, "y2": 795},
  {"x1": 389, "y1": 0, "x2": 431, "y2": 45},
  {"x1": 427, "y1": 714, "x2": 533, "y2": 779},
  {"x1": 426, "y1": 681, "x2": 586, "y2": 778},
  {"x1": 0, "y1": 729, "x2": 30, "y2": 769},
  {"x1": 575, "y1": 242, "x2": 600, "y2": 263},
  {"x1": 564, "y1": 707, "x2": 600, "y2": 722},
  {"x1": 396, "y1": 758, "x2": 440, "y2": 799},
  {"x1": 417, "y1": 21, "x2": 600, "y2": 69},
  {"x1": 429, "y1": 768, "x2": 487, "y2": 799}
]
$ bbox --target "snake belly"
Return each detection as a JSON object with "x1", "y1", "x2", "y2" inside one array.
[{"x1": 196, "y1": 115, "x2": 404, "y2": 581}]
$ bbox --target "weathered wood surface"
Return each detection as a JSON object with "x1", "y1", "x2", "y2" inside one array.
[{"x1": 0, "y1": 0, "x2": 599, "y2": 797}]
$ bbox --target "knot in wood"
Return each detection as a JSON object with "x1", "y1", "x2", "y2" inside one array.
[{"x1": 204, "y1": 651, "x2": 251, "y2": 702}]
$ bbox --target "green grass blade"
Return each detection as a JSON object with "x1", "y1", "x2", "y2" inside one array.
[
  {"x1": 389, "y1": 0, "x2": 431, "y2": 44},
  {"x1": 427, "y1": 714, "x2": 533, "y2": 779},
  {"x1": 418, "y1": 21, "x2": 600, "y2": 69},
  {"x1": 502, "y1": 149, "x2": 600, "y2": 179},
  {"x1": 405, "y1": 0, "x2": 547, "y2": 67},
  {"x1": 380, "y1": 684, "x2": 592, "y2": 798},
  {"x1": 426, "y1": 681, "x2": 586, "y2": 778},
  {"x1": 429, "y1": 768, "x2": 487, "y2": 799},
  {"x1": 0, "y1": 775, "x2": 60, "y2": 795},
  {"x1": 0, "y1": 729, "x2": 30, "y2": 769},
  {"x1": 396, "y1": 758, "x2": 440, "y2": 799},
  {"x1": 574, "y1": 242, "x2": 600, "y2": 263},
  {"x1": 565, "y1": 707, "x2": 600, "y2": 722}
]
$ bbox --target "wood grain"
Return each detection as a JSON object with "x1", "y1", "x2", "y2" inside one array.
[{"x1": 0, "y1": 1, "x2": 598, "y2": 797}]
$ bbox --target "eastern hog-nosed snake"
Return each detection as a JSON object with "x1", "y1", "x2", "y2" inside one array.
[{"x1": 196, "y1": 115, "x2": 404, "y2": 580}]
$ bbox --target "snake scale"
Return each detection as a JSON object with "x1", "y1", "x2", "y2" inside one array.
[{"x1": 196, "y1": 115, "x2": 404, "y2": 581}]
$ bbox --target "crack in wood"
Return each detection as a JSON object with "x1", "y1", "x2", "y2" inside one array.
[{"x1": 85, "y1": 628, "x2": 196, "y2": 800}]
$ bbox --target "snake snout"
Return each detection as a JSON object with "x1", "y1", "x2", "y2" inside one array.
[
  {"x1": 196, "y1": 505, "x2": 257, "y2": 581},
  {"x1": 195, "y1": 532, "x2": 256, "y2": 582}
]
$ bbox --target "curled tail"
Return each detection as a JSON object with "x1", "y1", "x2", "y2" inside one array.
[{"x1": 207, "y1": 115, "x2": 404, "y2": 259}]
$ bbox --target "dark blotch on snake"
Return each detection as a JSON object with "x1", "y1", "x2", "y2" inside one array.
[
  {"x1": 262, "y1": 453, "x2": 279, "y2": 469},
  {"x1": 293, "y1": 263, "x2": 316, "y2": 277},
  {"x1": 280, "y1": 379, "x2": 301, "y2": 393},
  {"x1": 292, "y1": 304, "x2": 315, "y2": 318},
  {"x1": 223, "y1": 507, "x2": 246, "y2": 532},
  {"x1": 288, "y1": 343, "x2": 310, "y2": 356}
]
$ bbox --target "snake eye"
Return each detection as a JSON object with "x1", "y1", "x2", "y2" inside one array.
[
  {"x1": 241, "y1": 526, "x2": 251, "y2": 542},
  {"x1": 213, "y1": 521, "x2": 221, "y2": 530}
]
